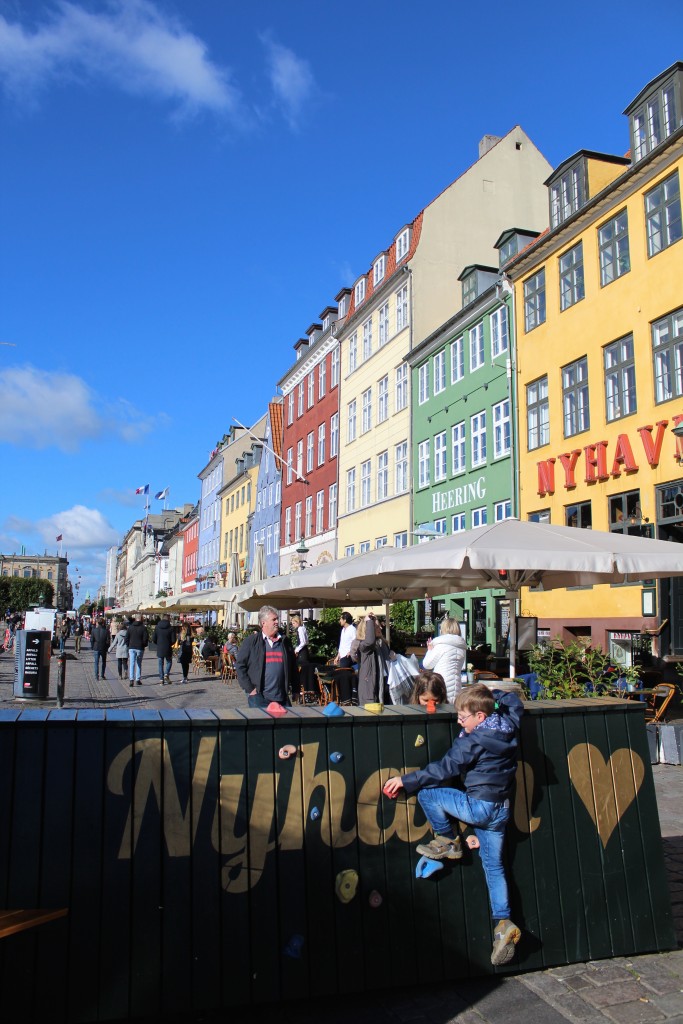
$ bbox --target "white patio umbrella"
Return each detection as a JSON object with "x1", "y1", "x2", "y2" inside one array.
[
  {"x1": 240, "y1": 521, "x2": 683, "y2": 676},
  {"x1": 226, "y1": 552, "x2": 243, "y2": 629},
  {"x1": 331, "y1": 520, "x2": 683, "y2": 676}
]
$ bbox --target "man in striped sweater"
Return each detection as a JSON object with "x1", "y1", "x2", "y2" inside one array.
[{"x1": 236, "y1": 605, "x2": 296, "y2": 708}]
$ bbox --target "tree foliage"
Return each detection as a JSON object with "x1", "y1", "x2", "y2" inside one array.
[{"x1": 0, "y1": 577, "x2": 55, "y2": 613}]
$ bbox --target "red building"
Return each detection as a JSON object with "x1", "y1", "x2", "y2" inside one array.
[
  {"x1": 180, "y1": 509, "x2": 199, "y2": 592},
  {"x1": 279, "y1": 294, "x2": 348, "y2": 571}
]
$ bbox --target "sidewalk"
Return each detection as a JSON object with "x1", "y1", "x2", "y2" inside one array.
[{"x1": 1, "y1": 641, "x2": 681, "y2": 1024}]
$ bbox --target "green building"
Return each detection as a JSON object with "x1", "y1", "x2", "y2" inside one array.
[{"x1": 406, "y1": 231, "x2": 539, "y2": 655}]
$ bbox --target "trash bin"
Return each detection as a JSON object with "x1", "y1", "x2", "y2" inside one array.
[{"x1": 14, "y1": 630, "x2": 51, "y2": 699}]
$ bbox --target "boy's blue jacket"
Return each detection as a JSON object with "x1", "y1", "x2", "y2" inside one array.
[{"x1": 401, "y1": 690, "x2": 523, "y2": 803}]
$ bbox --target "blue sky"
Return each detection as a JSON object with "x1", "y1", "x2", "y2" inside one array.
[{"x1": 1, "y1": 0, "x2": 682, "y2": 600}]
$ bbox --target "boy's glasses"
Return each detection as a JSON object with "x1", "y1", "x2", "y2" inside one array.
[{"x1": 457, "y1": 711, "x2": 478, "y2": 723}]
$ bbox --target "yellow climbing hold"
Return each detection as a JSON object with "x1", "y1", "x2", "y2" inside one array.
[
  {"x1": 414, "y1": 734, "x2": 425, "y2": 747},
  {"x1": 335, "y1": 869, "x2": 359, "y2": 904}
]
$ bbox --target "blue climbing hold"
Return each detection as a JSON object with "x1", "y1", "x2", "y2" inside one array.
[
  {"x1": 310, "y1": 807, "x2": 321, "y2": 821},
  {"x1": 329, "y1": 751, "x2": 344, "y2": 763},
  {"x1": 323, "y1": 701, "x2": 344, "y2": 717},
  {"x1": 415, "y1": 856, "x2": 444, "y2": 879},
  {"x1": 283, "y1": 934, "x2": 304, "y2": 959}
]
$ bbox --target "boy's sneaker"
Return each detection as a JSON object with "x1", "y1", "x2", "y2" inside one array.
[
  {"x1": 415, "y1": 834, "x2": 463, "y2": 860},
  {"x1": 491, "y1": 919, "x2": 521, "y2": 965}
]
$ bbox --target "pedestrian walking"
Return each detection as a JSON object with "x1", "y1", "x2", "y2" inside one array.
[
  {"x1": 91, "y1": 618, "x2": 110, "y2": 680},
  {"x1": 127, "y1": 615, "x2": 148, "y2": 686},
  {"x1": 153, "y1": 614, "x2": 174, "y2": 684},
  {"x1": 109, "y1": 619, "x2": 129, "y2": 679},
  {"x1": 73, "y1": 617, "x2": 83, "y2": 654},
  {"x1": 177, "y1": 627, "x2": 193, "y2": 682}
]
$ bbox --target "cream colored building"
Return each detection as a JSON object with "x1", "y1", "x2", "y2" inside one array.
[{"x1": 335, "y1": 127, "x2": 552, "y2": 555}]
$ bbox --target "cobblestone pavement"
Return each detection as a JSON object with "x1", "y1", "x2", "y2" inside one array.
[{"x1": 1, "y1": 641, "x2": 682, "y2": 1024}]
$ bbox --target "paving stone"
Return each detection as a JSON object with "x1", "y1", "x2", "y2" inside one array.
[
  {"x1": 587, "y1": 963, "x2": 643, "y2": 986},
  {"x1": 648, "y1": 990, "x2": 683, "y2": 1015},
  {"x1": 563, "y1": 974, "x2": 599, "y2": 992},
  {"x1": 548, "y1": 963, "x2": 593, "y2": 979},
  {"x1": 602, "y1": 1001, "x2": 666, "y2": 1024},
  {"x1": 553, "y1": 991, "x2": 608, "y2": 1021},
  {"x1": 517, "y1": 972, "x2": 572, "y2": 999},
  {"x1": 582, "y1": 980, "x2": 653, "y2": 1007},
  {"x1": 639, "y1": 971, "x2": 683, "y2": 996}
]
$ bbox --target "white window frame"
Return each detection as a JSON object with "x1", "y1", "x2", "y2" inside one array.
[
  {"x1": 306, "y1": 431, "x2": 314, "y2": 473},
  {"x1": 377, "y1": 450, "x2": 388, "y2": 501},
  {"x1": 373, "y1": 255, "x2": 385, "y2": 285},
  {"x1": 296, "y1": 439, "x2": 303, "y2": 479},
  {"x1": 318, "y1": 422, "x2": 326, "y2": 465},
  {"x1": 452, "y1": 421, "x2": 466, "y2": 475},
  {"x1": 494, "y1": 500, "x2": 512, "y2": 522},
  {"x1": 347, "y1": 399, "x2": 357, "y2": 443},
  {"x1": 470, "y1": 322, "x2": 485, "y2": 371},
  {"x1": 395, "y1": 441, "x2": 408, "y2": 494},
  {"x1": 346, "y1": 468, "x2": 356, "y2": 512},
  {"x1": 395, "y1": 364, "x2": 408, "y2": 411},
  {"x1": 295, "y1": 501, "x2": 302, "y2": 540},
  {"x1": 316, "y1": 490, "x2": 324, "y2": 534},
  {"x1": 361, "y1": 460, "x2": 371, "y2": 507},
  {"x1": 396, "y1": 228, "x2": 409, "y2": 262},
  {"x1": 297, "y1": 381, "x2": 304, "y2": 416},
  {"x1": 471, "y1": 411, "x2": 487, "y2": 467},
  {"x1": 394, "y1": 531, "x2": 408, "y2": 548},
  {"x1": 362, "y1": 387, "x2": 372, "y2": 433},
  {"x1": 378, "y1": 302, "x2": 389, "y2": 347},
  {"x1": 490, "y1": 306, "x2": 509, "y2": 359},
  {"x1": 348, "y1": 333, "x2": 357, "y2": 373},
  {"x1": 433, "y1": 350, "x2": 446, "y2": 394},
  {"x1": 418, "y1": 363, "x2": 429, "y2": 404},
  {"x1": 331, "y1": 345, "x2": 340, "y2": 387},
  {"x1": 355, "y1": 278, "x2": 366, "y2": 305},
  {"x1": 305, "y1": 495, "x2": 313, "y2": 537},
  {"x1": 452, "y1": 513, "x2": 466, "y2": 533},
  {"x1": 329, "y1": 483, "x2": 337, "y2": 528},
  {"x1": 287, "y1": 391, "x2": 294, "y2": 425},
  {"x1": 434, "y1": 431, "x2": 447, "y2": 482},
  {"x1": 378, "y1": 375, "x2": 389, "y2": 423},
  {"x1": 330, "y1": 413, "x2": 339, "y2": 457},
  {"x1": 396, "y1": 283, "x2": 408, "y2": 331},
  {"x1": 472, "y1": 506, "x2": 488, "y2": 528},
  {"x1": 284, "y1": 507, "x2": 291, "y2": 545},
  {"x1": 287, "y1": 447, "x2": 293, "y2": 485},
  {"x1": 319, "y1": 359, "x2": 326, "y2": 398},
  {"x1": 492, "y1": 399, "x2": 511, "y2": 459},
  {"x1": 418, "y1": 439, "x2": 430, "y2": 488},
  {"x1": 450, "y1": 336, "x2": 464, "y2": 383},
  {"x1": 363, "y1": 318, "x2": 373, "y2": 361}
]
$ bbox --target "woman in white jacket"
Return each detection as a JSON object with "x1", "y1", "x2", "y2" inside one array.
[{"x1": 422, "y1": 617, "x2": 467, "y2": 703}]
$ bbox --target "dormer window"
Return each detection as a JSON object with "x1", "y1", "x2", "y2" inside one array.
[
  {"x1": 322, "y1": 315, "x2": 329, "y2": 331},
  {"x1": 494, "y1": 228, "x2": 541, "y2": 268},
  {"x1": 396, "y1": 228, "x2": 410, "y2": 262},
  {"x1": 338, "y1": 295, "x2": 347, "y2": 318},
  {"x1": 626, "y1": 64, "x2": 682, "y2": 164},
  {"x1": 499, "y1": 236, "x2": 518, "y2": 265},
  {"x1": 355, "y1": 278, "x2": 366, "y2": 306},
  {"x1": 462, "y1": 271, "x2": 477, "y2": 307},
  {"x1": 373, "y1": 255, "x2": 386, "y2": 285},
  {"x1": 548, "y1": 157, "x2": 587, "y2": 228}
]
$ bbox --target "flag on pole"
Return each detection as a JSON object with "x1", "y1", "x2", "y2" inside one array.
[
  {"x1": 155, "y1": 487, "x2": 169, "y2": 500},
  {"x1": 56, "y1": 534, "x2": 63, "y2": 542},
  {"x1": 135, "y1": 484, "x2": 149, "y2": 495}
]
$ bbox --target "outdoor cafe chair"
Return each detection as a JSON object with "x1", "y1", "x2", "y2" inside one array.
[
  {"x1": 221, "y1": 653, "x2": 236, "y2": 684},
  {"x1": 644, "y1": 682, "x2": 677, "y2": 723}
]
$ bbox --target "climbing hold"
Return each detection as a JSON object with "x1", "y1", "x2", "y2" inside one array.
[
  {"x1": 415, "y1": 856, "x2": 444, "y2": 879},
  {"x1": 323, "y1": 701, "x2": 345, "y2": 717},
  {"x1": 335, "y1": 869, "x2": 359, "y2": 903},
  {"x1": 368, "y1": 890, "x2": 383, "y2": 909},
  {"x1": 283, "y1": 934, "x2": 304, "y2": 959},
  {"x1": 266, "y1": 701, "x2": 287, "y2": 716},
  {"x1": 414, "y1": 734, "x2": 425, "y2": 747},
  {"x1": 310, "y1": 807, "x2": 321, "y2": 821},
  {"x1": 426, "y1": 699, "x2": 437, "y2": 714},
  {"x1": 364, "y1": 702, "x2": 383, "y2": 714},
  {"x1": 329, "y1": 751, "x2": 344, "y2": 763},
  {"x1": 279, "y1": 744, "x2": 297, "y2": 760}
]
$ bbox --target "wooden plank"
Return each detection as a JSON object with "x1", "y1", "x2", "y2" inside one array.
[
  {"x1": 245, "y1": 712, "x2": 280, "y2": 1003},
  {"x1": 128, "y1": 711, "x2": 163, "y2": 1020},
  {"x1": 68, "y1": 715, "x2": 106, "y2": 1023},
  {"x1": 98, "y1": 711, "x2": 135, "y2": 1022},
  {"x1": 271, "y1": 712, "x2": 309, "y2": 1001},
  {"x1": 188, "y1": 711, "x2": 222, "y2": 1012},
  {"x1": 33, "y1": 715, "x2": 76, "y2": 1021},
  {"x1": 216, "y1": 715, "x2": 250, "y2": 1009}
]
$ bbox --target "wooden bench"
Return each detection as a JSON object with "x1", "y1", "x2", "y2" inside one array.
[{"x1": 0, "y1": 908, "x2": 68, "y2": 939}]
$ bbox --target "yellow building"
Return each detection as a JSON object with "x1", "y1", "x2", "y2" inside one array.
[
  {"x1": 335, "y1": 128, "x2": 552, "y2": 556},
  {"x1": 506, "y1": 63, "x2": 683, "y2": 663},
  {"x1": 218, "y1": 446, "x2": 262, "y2": 583}
]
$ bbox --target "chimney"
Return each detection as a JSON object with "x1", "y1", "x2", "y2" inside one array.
[{"x1": 479, "y1": 135, "x2": 501, "y2": 158}]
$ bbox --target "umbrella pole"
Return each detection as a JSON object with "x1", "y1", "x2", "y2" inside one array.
[{"x1": 508, "y1": 592, "x2": 519, "y2": 679}]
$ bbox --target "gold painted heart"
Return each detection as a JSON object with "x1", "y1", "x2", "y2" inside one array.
[{"x1": 567, "y1": 743, "x2": 645, "y2": 848}]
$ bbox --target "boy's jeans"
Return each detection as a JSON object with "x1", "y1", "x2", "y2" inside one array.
[{"x1": 417, "y1": 787, "x2": 511, "y2": 921}]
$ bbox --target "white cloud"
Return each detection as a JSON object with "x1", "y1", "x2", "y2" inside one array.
[
  {"x1": 0, "y1": 0, "x2": 241, "y2": 117},
  {"x1": 0, "y1": 364, "x2": 157, "y2": 452},
  {"x1": 5, "y1": 505, "x2": 119, "y2": 552},
  {"x1": 261, "y1": 33, "x2": 316, "y2": 130}
]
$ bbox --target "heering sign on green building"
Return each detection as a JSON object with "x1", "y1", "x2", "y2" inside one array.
[{"x1": 406, "y1": 264, "x2": 517, "y2": 657}]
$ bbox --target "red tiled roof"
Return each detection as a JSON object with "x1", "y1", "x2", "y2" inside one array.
[
  {"x1": 344, "y1": 211, "x2": 424, "y2": 323},
  {"x1": 269, "y1": 400, "x2": 283, "y2": 463}
]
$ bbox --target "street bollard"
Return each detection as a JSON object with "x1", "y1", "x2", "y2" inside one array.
[{"x1": 56, "y1": 651, "x2": 67, "y2": 708}]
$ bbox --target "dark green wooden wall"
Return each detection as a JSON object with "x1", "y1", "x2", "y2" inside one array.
[{"x1": 0, "y1": 699, "x2": 675, "y2": 1022}]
